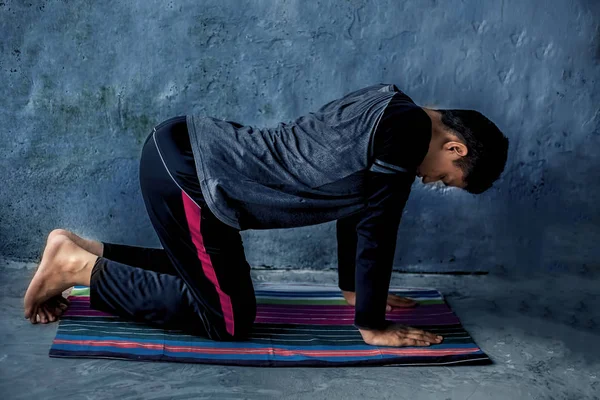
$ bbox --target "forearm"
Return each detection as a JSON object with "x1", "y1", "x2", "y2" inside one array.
[
  {"x1": 352, "y1": 172, "x2": 412, "y2": 330},
  {"x1": 353, "y1": 224, "x2": 398, "y2": 330}
]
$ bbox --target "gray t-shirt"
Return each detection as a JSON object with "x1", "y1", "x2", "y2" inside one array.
[{"x1": 185, "y1": 83, "x2": 399, "y2": 231}]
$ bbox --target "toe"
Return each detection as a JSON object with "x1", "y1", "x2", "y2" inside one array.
[
  {"x1": 29, "y1": 305, "x2": 38, "y2": 324},
  {"x1": 47, "y1": 299, "x2": 63, "y2": 318},
  {"x1": 39, "y1": 307, "x2": 49, "y2": 323},
  {"x1": 43, "y1": 305, "x2": 56, "y2": 322}
]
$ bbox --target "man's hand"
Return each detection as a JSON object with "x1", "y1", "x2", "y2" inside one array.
[
  {"x1": 342, "y1": 290, "x2": 417, "y2": 311},
  {"x1": 359, "y1": 323, "x2": 443, "y2": 347}
]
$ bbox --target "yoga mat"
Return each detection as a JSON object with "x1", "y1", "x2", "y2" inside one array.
[{"x1": 49, "y1": 283, "x2": 492, "y2": 367}]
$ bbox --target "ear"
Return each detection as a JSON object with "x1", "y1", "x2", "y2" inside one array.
[{"x1": 444, "y1": 141, "x2": 468, "y2": 159}]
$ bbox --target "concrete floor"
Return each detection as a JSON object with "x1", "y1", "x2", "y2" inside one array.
[{"x1": 0, "y1": 258, "x2": 598, "y2": 400}]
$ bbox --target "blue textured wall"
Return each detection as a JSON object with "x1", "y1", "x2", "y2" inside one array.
[{"x1": 1, "y1": 0, "x2": 599, "y2": 276}]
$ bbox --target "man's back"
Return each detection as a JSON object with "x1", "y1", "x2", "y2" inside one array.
[{"x1": 185, "y1": 83, "x2": 400, "y2": 231}]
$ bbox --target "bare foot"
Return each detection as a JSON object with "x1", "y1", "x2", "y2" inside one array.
[
  {"x1": 31, "y1": 229, "x2": 88, "y2": 324},
  {"x1": 24, "y1": 234, "x2": 94, "y2": 324}
]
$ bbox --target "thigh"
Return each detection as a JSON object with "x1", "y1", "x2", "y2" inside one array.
[
  {"x1": 138, "y1": 121, "x2": 256, "y2": 339},
  {"x1": 148, "y1": 115, "x2": 204, "y2": 202}
]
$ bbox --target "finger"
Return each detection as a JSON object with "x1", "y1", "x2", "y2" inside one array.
[
  {"x1": 403, "y1": 331, "x2": 435, "y2": 343},
  {"x1": 388, "y1": 296, "x2": 417, "y2": 307},
  {"x1": 403, "y1": 326, "x2": 427, "y2": 334},
  {"x1": 403, "y1": 326, "x2": 440, "y2": 340},
  {"x1": 415, "y1": 331, "x2": 443, "y2": 342},
  {"x1": 403, "y1": 330, "x2": 442, "y2": 343},
  {"x1": 420, "y1": 330, "x2": 444, "y2": 342},
  {"x1": 390, "y1": 302, "x2": 415, "y2": 309},
  {"x1": 389, "y1": 296, "x2": 415, "y2": 303},
  {"x1": 399, "y1": 337, "x2": 431, "y2": 347},
  {"x1": 424, "y1": 333, "x2": 444, "y2": 343},
  {"x1": 386, "y1": 305, "x2": 392, "y2": 312}
]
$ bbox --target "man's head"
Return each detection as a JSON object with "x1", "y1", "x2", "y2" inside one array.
[{"x1": 417, "y1": 108, "x2": 509, "y2": 194}]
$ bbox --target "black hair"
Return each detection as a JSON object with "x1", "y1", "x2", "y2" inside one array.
[{"x1": 437, "y1": 109, "x2": 509, "y2": 194}]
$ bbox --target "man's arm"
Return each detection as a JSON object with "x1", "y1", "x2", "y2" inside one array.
[
  {"x1": 338, "y1": 167, "x2": 443, "y2": 347},
  {"x1": 353, "y1": 168, "x2": 414, "y2": 330},
  {"x1": 336, "y1": 95, "x2": 432, "y2": 330},
  {"x1": 336, "y1": 161, "x2": 415, "y2": 329}
]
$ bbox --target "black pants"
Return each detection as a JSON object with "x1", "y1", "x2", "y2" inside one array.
[{"x1": 89, "y1": 116, "x2": 257, "y2": 341}]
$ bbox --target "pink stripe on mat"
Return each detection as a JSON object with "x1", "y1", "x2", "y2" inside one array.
[
  {"x1": 53, "y1": 339, "x2": 481, "y2": 357},
  {"x1": 181, "y1": 191, "x2": 235, "y2": 336}
]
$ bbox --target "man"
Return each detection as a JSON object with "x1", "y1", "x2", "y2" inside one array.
[{"x1": 24, "y1": 83, "x2": 508, "y2": 348}]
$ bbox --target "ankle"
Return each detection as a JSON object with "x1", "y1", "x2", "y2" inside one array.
[{"x1": 69, "y1": 255, "x2": 96, "y2": 287}]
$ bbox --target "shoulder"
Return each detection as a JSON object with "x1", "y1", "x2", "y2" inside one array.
[
  {"x1": 372, "y1": 98, "x2": 432, "y2": 173},
  {"x1": 383, "y1": 95, "x2": 431, "y2": 140}
]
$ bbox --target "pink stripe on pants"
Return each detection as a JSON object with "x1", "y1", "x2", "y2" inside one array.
[{"x1": 181, "y1": 191, "x2": 235, "y2": 337}]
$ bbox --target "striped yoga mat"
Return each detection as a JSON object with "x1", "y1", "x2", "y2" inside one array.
[{"x1": 49, "y1": 283, "x2": 492, "y2": 367}]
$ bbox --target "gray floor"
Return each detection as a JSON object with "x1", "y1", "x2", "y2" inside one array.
[{"x1": 1, "y1": 258, "x2": 598, "y2": 400}]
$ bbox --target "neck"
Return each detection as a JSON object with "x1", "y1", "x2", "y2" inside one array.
[{"x1": 421, "y1": 108, "x2": 446, "y2": 144}]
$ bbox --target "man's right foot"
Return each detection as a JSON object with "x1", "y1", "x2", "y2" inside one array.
[
  {"x1": 32, "y1": 228, "x2": 103, "y2": 323},
  {"x1": 29, "y1": 229, "x2": 95, "y2": 324}
]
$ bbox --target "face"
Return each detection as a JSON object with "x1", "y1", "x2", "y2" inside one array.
[{"x1": 416, "y1": 140, "x2": 468, "y2": 189}]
